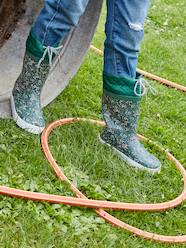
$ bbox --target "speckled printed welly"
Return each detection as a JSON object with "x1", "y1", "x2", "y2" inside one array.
[
  {"x1": 12, "y1": 51, "x2": 49, "y2": 133},
  {"x1": 11, "y1": 32, "x2": 52, "y2": 134},
  {"x1": 100, "y1": 73, "x2": 161, "y2": 173}
]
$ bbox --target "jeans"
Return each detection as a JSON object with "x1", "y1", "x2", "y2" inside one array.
[
  {"x1": 32, "y1": 0, "x2": 89, "y2": 46},
  {"x1": 31, "y1": 0, "x2": 150, "y2": 79}
]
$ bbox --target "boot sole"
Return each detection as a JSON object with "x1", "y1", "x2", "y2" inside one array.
[
  {"x1": 99, "y1": 136, "x2": 161, "y2": 174},
  {"x1": 11, "y1": 95, "x2": 45, "y2": 135}
]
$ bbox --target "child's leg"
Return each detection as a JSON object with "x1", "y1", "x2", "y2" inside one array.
[
  {"x1": 32, "y1": 0, "x2": 89, "y2": 47},
  {"x1": 104, "y1": 0, "x2": 150, "y2": 79},
  {"x1": 12, "y1": 0, "x2": 89, "y2": 134},
  {"x1": 101, "y1": 0, "x2": 161, "y2": 173}
]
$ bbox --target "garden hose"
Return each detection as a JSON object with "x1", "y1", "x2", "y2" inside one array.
[
  {"x1": 0, "y1": 118, "x2": 186, "y2": 244},
  {"x1": 0, "y1": 46, "x2": 186, "y2": 244}
]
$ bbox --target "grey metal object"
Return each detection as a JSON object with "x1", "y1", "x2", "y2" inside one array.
[{"x1": 0, "y1": 0, "x2": 103, "y2": 117}]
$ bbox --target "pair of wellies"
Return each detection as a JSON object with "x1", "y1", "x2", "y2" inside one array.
[{"x1": 11, "y1": 32, "x2": 161, "y2": 174}]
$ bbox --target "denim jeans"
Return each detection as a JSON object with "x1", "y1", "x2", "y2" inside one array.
[
  {"x1": 32, "y1": 0, "x2": 89, "y2": 46},
  {"x1": 31, "y1": 0, "x2": 150, "y2": 79}
]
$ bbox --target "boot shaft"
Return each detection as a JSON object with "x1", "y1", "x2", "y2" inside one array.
[
  {"x1": 102, "y1": 90, "x2": 140, "y2": 135},
  {"x1": 13, "y1": 52, "x2": 50, "y2": 97}
]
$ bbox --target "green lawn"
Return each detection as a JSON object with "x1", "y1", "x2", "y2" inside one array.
[{"x1": 0, "y1": 0, "x2": 186, "y2": 247}]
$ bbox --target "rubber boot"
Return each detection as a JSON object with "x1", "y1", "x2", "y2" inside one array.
[
  {"x1": 100, "y1": 73, "x2": 161, "y2": 173},
  {"x1": 11, "y1": 32, "x2": 61, "y2": 134}
]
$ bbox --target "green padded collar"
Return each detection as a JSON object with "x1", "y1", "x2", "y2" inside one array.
[
  {"x1": 26, "y1": 31, "x2": 59, "y2": 63},
  {"x1": 103, "y1": 72, "x2": 142, "y2": 98},
  {"x1": 26, "y1": 31, "x2": 46, "y2": 62}
]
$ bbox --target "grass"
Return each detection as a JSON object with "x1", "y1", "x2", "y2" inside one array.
[{"x1": 0, "y1": 0, "x2": 186, "y2": 247}]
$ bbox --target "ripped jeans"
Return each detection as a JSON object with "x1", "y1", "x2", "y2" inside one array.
[{"x1": 31, "y1": 0, "x2": 150, "y2": 79}]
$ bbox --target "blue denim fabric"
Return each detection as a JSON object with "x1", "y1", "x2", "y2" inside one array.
[
  {"x1": 104, "y1": 0, "x2": 150, "y2": 79},
  {"x1": 31, "y1": 0, "x2": 150, "y2": 78},
  {"x1": 32, "y1": 0, "x2": 89, "y2": 46}
]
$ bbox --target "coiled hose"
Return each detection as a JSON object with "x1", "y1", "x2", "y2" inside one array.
[{"x1": 0, "y1": 46, "x2": 186, "y2": 244}]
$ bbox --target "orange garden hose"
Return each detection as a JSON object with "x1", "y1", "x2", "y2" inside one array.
[
  {"x1": 0, "y1": 46, "x2": 186, "y2": 244},
  {"x1": 0, "y1": 118, "x2": 186, "y2": 244}
]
